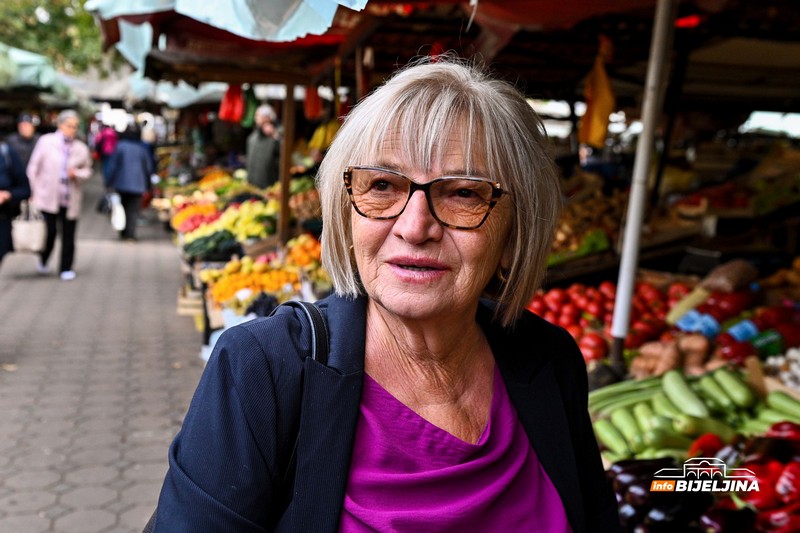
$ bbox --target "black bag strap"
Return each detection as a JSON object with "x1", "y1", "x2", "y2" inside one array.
[
  {"x1": 142, "y1": 300, "x2": 328, "y2": 533},
  {"x1": 279, "y1": 300, "x2": 329, "y2": 365},
  {"x1": 275, "y1": 301, "x2": 328, "y2": 491}
]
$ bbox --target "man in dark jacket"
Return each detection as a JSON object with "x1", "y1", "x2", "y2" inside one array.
[
  {"x1": 0, "y1": 142, "x2": 31, "y2": 264},
  {"x1": 5, "y1": 113, "x2": 40, "y2": 169},
  {"x1": 245, "y1": 104, "x2": 281, "y2": 189},
  {"x1": 104, "y1": 126, "x2": 154, "y2": 241}
]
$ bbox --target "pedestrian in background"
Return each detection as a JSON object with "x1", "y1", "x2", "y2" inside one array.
[
  {"x1": 94, "y1": 121, "x2": 118, "y2": 182},
  {"x1": 6, "y1": 113, "x2": 41, "y2": 169},
  {"x1": 245, "y1": 104, "x2": 280, "y2": 189},
  {"x1": 0, "y1": 141, "x2": 30, "y2": 266},
  {"x1": 105, "y1": 125, "x2": 154, "y2": 241},
  {"x1": 27, "y1": 109, "x2": 93, "y2": 281}
]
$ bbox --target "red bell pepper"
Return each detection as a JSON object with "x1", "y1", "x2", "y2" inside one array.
[
  {"x1": 689, "y1": 433, "x2": 725, "y2": 457},
  {"x1": 743, "y1": 459, "x2": 785, "y2": 511},
  {"x1": 755, "y1": 500, "x2": 800, "y2": 531},
  {"x1": 766, "y1": 422, "x2": 800, "y2": 441},
  {"x1": 776, "y1": 462, "x2": 800, "y2": 505}
]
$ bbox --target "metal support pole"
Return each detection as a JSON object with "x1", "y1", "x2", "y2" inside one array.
[{"x1": 610, "y1": 0, "x2": 678, "y2": 373}]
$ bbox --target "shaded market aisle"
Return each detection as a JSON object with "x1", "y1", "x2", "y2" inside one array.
[{"x1": 0, "y1": 172, "x2": 206, "y2": 533}]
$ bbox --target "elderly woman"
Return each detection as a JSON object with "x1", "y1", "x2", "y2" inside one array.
[
  {"x1": 152, "y1": 59, "x2": 619, "y2": 532},
  {"x1": 27, "y1": 109, "x2": 93, "y2": 280}
]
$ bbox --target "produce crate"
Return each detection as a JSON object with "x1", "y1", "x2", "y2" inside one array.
[
  {"x1": 177, "y1": 286, "x2": 204, "y2": 317},
  {"x1": 242, "y1": 235, "x2": 281, "y2": 259},
  {"x1": 636, "y1": 269, "x2": 700, "y2": 292},
  {"x1": 547, "y1": 229, "x2": 610, "y2": 267}
]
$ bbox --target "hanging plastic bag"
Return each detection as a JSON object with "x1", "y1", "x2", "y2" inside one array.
[
  {"x1": 219, "y1": 85, "x2": 244, "y2": 123},
  {"x1": 109, "y1": 193, "x2": 126, "y2": 231},
  {"x1": 240, "y1": 86, "x2": 259, "y2": 128},
  {"x1": 304, "y1": 85, "x2": 322, "y2": 121}
]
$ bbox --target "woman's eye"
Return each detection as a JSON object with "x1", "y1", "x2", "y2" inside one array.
[
  {"x1": 455, "y1": 188, "x2": 476, "y2": 198},
  {"x1": 370, "y1": 179, "x2": 391, "y2": 192}
]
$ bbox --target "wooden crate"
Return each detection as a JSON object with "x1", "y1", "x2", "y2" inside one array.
[{"x1": 177, "y1": 286, "x2": 204, "y2": 317}]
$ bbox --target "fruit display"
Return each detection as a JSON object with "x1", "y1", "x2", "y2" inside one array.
[
  {"x1": 183, "y1": 199, "x2": 279, "y2": 245},
  {"x1": 526, "y1": 278, "x2": 678, "y2": 361},
  {"x1": 170, "y1": 203, "x2": 221, "y2": 233},
  {"x1": 590, "y1": 367, "x2": 800, "y2": 464},
  {"x1": 548, "y1": 188, "x2": 626, "y2": 265},
  {"x1": 674, "y1": 145, "x2": 800, "y2": 218},
  {"x1": 209, "y1": 262, "x2": 300, "y2": 306},
  {"x1": 199, "y1": 234, "x2": 330, "y2": 308}
]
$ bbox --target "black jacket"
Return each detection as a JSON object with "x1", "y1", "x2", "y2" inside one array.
[
  {"x1": 0, "y1": 142, "x2": 30, "y2": 219},
  {"x1": 153, "y1": 294, "x2": 619, "y2": 532}
]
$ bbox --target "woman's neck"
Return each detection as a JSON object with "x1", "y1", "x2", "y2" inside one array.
[{"x1": 363, "y1": 300, "x2": 495, "y2": 443}]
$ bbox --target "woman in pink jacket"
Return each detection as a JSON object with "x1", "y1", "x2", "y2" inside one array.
[{"x1": 27, "y1": 110, "x2": 93, "y2": 281}]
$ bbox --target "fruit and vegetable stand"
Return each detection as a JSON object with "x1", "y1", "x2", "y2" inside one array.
[
  {"x1": 161, "y1": 165, "x2": 328, "y2": 353},
  {"x1": 526, "y1": 255, "x2": 800, "y2": 531},
  {"x1": 162, "y1": 156, "x2": 800, "y2": 531}
]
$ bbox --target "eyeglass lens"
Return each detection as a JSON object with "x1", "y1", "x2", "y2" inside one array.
[{"x1": 348, "y1": 167, "x2": 496, "y2": 228}]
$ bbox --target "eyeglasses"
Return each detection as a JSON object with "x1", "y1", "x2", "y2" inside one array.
[{"x1": 343, "y1": 166, "x2": 506, "y2": 230}]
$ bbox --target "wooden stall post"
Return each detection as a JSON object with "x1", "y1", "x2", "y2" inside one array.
[{"x1": 279, "y1": 84, "x2": 297, "y2": 244}]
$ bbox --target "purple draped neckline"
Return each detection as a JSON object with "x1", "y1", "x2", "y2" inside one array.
[{"x1": 339, "y1": 365, "x2": 572, "y2": 532}]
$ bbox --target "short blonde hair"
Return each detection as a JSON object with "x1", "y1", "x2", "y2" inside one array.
[{"x1": 318, "y1": 57, "x2": 561, "y2": 327}]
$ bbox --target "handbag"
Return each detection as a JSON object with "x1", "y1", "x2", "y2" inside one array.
[
  {"x1": 141, "y1": 301, "x2": 328, "y2": 533},
  {"x1": 109, "y1": 193, "x2": 126, "y2": 231},
  {"x1": 11, "y1": 201, "x2": 46, "y2": 254}
]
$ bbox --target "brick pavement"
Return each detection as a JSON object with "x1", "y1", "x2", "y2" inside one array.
[{"x1": 0, "y1": 172, "x2": 206, "y2": 532}]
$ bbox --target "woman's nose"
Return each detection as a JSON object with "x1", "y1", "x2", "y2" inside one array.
[{"x1": 392, "y1": 190, "x2": 443, "y2": 243}]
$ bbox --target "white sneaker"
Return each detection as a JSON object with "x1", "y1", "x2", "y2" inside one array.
[
  {"x1": 36, "y1": 262, "x2": 50, "y2": 275},
  {"x1": 59, "y1": 270, "x2": 76, "y2": 281}
]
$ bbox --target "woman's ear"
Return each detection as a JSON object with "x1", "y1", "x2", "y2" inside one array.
[{"x1": 500, "y1": 240, "x2": 513, "y2": 271}]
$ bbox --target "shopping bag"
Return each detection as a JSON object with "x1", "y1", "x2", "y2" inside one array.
[
  {"x1": 11, "y1": 201, "x2": 46, "y2": 253},
  {"x1": 109, "y1": 193, "x2": 126, "y2": 231}
]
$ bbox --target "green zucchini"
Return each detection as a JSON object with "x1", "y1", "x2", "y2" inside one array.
[
  {"x1": 610, "y1": 407, "x2": 644, "y2": 453},
  {"x1": 713, "y1": 368, "x2": 755, "y2": 409},
  {"x1": 698, "y1": 374, "x2": 736, "y2": 412},
  {"x1": 594, "y1": 419, "x2": 632, "y2": 458},
  {"x1": 652, "y1": 392, "x2": 681, "y2": 419},
  {"x1": 633, "y1": 402, "x2": 656, "y2": 432},
  {"x1": 672, "y1": 414, "x2": 738, "y2": 442},
  {"x1": 766, "y1": 391, "x2": 800, "y2": 421},
  {"x1": 663, "y1": 370, "x2": 710, "y2": 418},
  {"x1": 757, "y1": 407, "x2": 800, "y2": 425},
  {"x1": 642, "y1": 427, "x2": 694, "y2": 450}
]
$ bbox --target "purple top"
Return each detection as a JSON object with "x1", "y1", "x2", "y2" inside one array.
[{"x1": 339, "y1": 366, "x2": 572, "y2": 532}]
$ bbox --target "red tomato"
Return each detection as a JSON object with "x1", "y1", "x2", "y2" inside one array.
[
  {"x1": 561, "y1": 303, "x2": 579, "y2": 320},
  {"x1": 527, "y1": 298, "x2": 545, "y2": 315},
  {"x1": 544, "y1": 288, "x2": 568, "y2": 311},
  {"x1": 543, "y1": 311, "x2": 557, "y2": 324},
  {"x1": 565, "y1": 325, "x2": 583, "y2": 340},
  {"x1": 599, "y1": 280, "x2": 616, "y2": 299},
  {"x1": 585, "y1": 301, "x2": 603, "y2": 319},
  {"x1": 567, "y1": 283, "x2": 586, "y2": 295},
  {"x1": 557, "y1": 313, "x2": 575, "y2": 329},
  {"x1": 579, "y1": 332, "x2": 607, "y2": 351},
  {"x1": 572, "y1": 294, "x2": 589, "y2": 310},
  {"x1": 579, "y1": 345, "x2": 606, "y2": 363},
  {"x1": 668, "y1": 282, "x2": 691, "y2": 301}
]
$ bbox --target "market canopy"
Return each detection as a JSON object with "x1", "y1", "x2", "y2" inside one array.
[{"x1": 86, "y1": 1, "x2": 800, "y2": 112}]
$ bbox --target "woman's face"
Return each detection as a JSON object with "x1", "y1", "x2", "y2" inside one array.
[{"x1": 350, "y1": 137, "x2": 512, "y2": 323}]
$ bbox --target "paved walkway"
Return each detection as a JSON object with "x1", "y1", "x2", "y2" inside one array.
[{"x1": 0, "y1": 173, "x2": 206, "y2": 532}]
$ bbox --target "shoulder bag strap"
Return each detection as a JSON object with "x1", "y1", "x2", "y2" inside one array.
[
  {"x1": 142, "y1": 301, "x2": 329, "y2": 533},
  {"x1": 278, "y1": 300, "x2": 329, "y2": 488}
]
